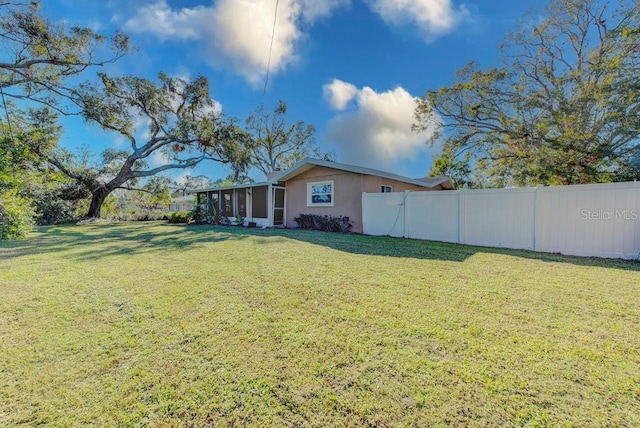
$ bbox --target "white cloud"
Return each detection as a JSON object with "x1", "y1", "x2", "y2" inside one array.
[
  {"x1": 300, "y1": 0, "x2": 350, "y2": 22},
  {"x1": 323, "y1": 79, "x2": 358, "y2": 110},
  {"x1": 124, "y1": 0, "x2": 349, "y2": 86},
  {"x1": 365, "y1": 0, "x2": 468, "y2": 40},
  {"x1": 123, "y1": 1, "x2": 206, "y2": 41},
  {"x1": 324, "y1": 80, "x2": 441, "y2": 169},
  {"x1": 149, "y1": 148, "x2": 170, "y2": 167}
]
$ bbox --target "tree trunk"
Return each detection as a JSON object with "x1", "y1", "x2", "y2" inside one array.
[{"x1": 87, "y1": 185, "x2": 111, "y2": 218}]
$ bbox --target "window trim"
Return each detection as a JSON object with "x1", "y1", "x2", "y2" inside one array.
[
  {"x1": 307, "y1": 180, "x2": 334, "y2": 207},
  {"x1": 381, "y1": 185, "x2": 393, "y2": 193}
]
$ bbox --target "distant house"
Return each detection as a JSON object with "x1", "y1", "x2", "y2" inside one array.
[
  {"x1": 193, "y1": 158, "x2": 454, "y2": 233},
  {"x1": 169, "y1": 193, "x2": 195, "y2": 212}
]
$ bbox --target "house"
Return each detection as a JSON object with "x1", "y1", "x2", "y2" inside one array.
[
  {"x1": 169, "y1": 193, "x2": 195, "y2": 212},
  {"x1": 193, "y1": 158, "x2": 454, "y2": 233}
]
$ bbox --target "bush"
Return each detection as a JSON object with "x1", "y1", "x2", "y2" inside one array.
[
  {"x1": 0, "y1": 189, "x2": 37, "y2": 239},
  {"x1": 191, "y1": 206, "x2": 207, "y2": 224},
  {"x1": 294, "y1": 214, "x2": 351, "y2": 233},
  {"x1": 168, "y1": 211, "x2": 192, "y2": 224}
]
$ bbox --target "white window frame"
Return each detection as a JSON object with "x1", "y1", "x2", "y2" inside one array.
[
  {"x1": 307, "y1": 180, "x2": 334, "y2": 207},
  {"x1": 381, "y1": 185, "x2": 393, "y2": 193}
]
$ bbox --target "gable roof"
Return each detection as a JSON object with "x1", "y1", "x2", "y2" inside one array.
[{"x1": 273, "y1": 158, "x2": 455, "y2": 190}]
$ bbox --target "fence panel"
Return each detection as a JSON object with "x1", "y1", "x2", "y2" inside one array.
[
  {"x1": 362, "y1": 182, "x2": 640, "y2": 259},
  {"x1": 362, "y1": 192, "x2": 406, "y2": 237},
  {"x1": 405, "y1": 191, "x2": 460, "y2": 243},
  {"x1": 536, "y1": 182, "x2": 640, "y2": 258},
  {"x1": 462, "y1": 188, "x2": 537, "y2": 250}
]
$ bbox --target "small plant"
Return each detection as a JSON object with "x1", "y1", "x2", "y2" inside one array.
[
  {"x1": 168, "y1": 211, "x2": 192, "y2": 224},
  {"x1": 191, "y1": 206, "x2": 207, "y2": 224},
  {"x1": 294, "y1": 214, "x2": 351, "y2": 233},
  {"x1": 234, "y1": 215, "x2": 245, "y2": 226},
  {"x1": 207, "y1": 202, "x2": 230, "y2": 225}
]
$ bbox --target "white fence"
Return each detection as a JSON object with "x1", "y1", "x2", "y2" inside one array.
[{"x1": 362, "y1": 182, "x2": 640, "y2": 259}]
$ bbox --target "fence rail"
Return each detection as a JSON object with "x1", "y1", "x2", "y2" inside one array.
[{"x1": 362, "y1": 182, "x2": 640, "y2": 259}]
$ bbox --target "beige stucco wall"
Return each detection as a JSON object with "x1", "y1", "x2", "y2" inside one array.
[{"x1": 285, "y1": 166, "x2": 439, "y2": 233}]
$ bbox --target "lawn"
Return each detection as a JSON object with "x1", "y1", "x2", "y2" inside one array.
[{"x1": 1, "y1": 222, "x2": 639, "y2": 427}]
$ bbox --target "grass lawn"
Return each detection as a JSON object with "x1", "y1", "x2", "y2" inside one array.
[{"x1": 1, "y1": 222, "x2": 639, "y2": 427}]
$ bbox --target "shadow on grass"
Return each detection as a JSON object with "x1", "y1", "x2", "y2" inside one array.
[
  {"x1": 2, "y1": 222, "x2": 639, "y2": 271},
  {"x1": 268, "y1": 228, "x2": 640, "y2": 271},
  {"x1": 0, "y1": 222, "x2": 251, "y2": 261}
]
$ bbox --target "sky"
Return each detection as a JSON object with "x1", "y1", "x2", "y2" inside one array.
[{"x1": 42, "y1": 0, "x2": 548, "y2": 183}]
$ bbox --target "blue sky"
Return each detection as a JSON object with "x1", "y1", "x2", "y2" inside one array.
[{"x1": 43, "y1": 0, "x2": 546, "y2": 183}]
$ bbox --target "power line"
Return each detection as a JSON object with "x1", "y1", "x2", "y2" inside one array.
[{"x1": 263, "y1": 0, "x2": 279, "y2": 95}]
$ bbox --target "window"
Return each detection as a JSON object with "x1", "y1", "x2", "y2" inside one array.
[
  {"x1": 381, "y1": 185, "x2": 393, "y2": 193},
  {"x1": 221, "y1": 190, "x2": 233, "y2": 216},
  {"x1": 307, "y1": 180, "x2": 334, "y2": 207}
]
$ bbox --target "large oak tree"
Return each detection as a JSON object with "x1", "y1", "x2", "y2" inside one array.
[
  {"x1": 0, "y1": 1, "x2": 129, "y2": 111},
  {"x1": 415, "y1": 0, "x2": 640, "y2": 187},
  {"x1": 45, "y1": 73, "x2": 251, "y2": 218}
]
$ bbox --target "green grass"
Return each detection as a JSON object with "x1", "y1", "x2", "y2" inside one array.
[{"x1": 1, "y1": 222, "x2": 639, "y2": 427}]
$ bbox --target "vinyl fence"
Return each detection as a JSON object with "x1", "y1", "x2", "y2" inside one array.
[{"x1": 362, "y1": 181, "x2": 640, "y2": 259}]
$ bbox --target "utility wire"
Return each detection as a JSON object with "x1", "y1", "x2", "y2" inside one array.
[{"x1": 263, "y1": 0, "x2": 279, "y2": 95}]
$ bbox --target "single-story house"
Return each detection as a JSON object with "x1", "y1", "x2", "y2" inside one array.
[{"x1": 193, "y1": 158, "x2": 454, "y2": 233}]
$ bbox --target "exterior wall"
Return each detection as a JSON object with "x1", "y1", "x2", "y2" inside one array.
[
  {"x1": 284, "y1": 166, "x2": 437, "y2": 233},
  {"x1": 285, "y1": 166, "x2": 364, "y2": 231},
  {"x1": 361, "y1": 175, "x2": 436, "y2": 193}
]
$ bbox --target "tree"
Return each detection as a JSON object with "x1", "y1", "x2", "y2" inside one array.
[
  {"x1": 0, "y1": 1, "x2": 129, "y2": 112},
  {"x1": 245, "y1": 100, "x2": 334, "y2": 178},
  {"x1": 175, "y1": 174, "x2": 213, "y2": 194},
  {"x1": 211, "y1": 173, "x2": 254, "y2": 188},
  {"x1": 0, "y1": 1, "x2": 130, "y2": 230},
  {"x1": 415, "y1": 0, "x2": 640, "y2": 187},
  {"x1": 41, "y1": 73, "x2": 251, "y2": 218}
]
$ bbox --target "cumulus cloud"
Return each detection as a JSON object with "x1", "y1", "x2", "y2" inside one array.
[
  {"x1": 124, "y1": 0, "x2": 349, "y2": 85},
  {"x1": 323, "y1": 79, "x2": 358, "y2": 110},
  {"x1": 323, "y1": 79, "x2": 441, "y2": 169},
  {"x1": 123, "y1": 1, "x2": 206, "y2": 41},
  {"x1": 364, "y1": 0, "x2": 468, "y2": 40}
]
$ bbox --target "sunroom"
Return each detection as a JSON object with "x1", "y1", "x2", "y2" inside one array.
[{"x1": 194, "y1": 182, "x2": 285, "y2": 227}]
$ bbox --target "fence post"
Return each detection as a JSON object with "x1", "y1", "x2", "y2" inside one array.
[
  {"x1": 403, "y1": 190, "x2": 410, "y2": 238},
  {"x1": 533, "y1": 185, "x2": 544, "y2": 252},
  {"x1": 457, "y1": 189, "x2": 465, "y2": 245},
  {"x1": 362, "y1": 192, "x2": 367, "y2": 234}
]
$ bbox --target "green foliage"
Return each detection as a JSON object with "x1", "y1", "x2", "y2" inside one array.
[
  {"x1": 211, "y1": 173, "x2": 254, "y2": 188},
  {"x1": 0, "y1": 189, "x2": 36, "y2": 239},
  {"x1": 0, "y1": 0, "x2": 130, "y2": 223},
  {"x1": 294, "y1": 214, "x2": 352, "y2": 233},
  {"x1": 168, "y1": 211, "x2": 192, "y2": 224},
  {"x1": 0, "y1": 2, "x2": 129, "y2": 110},
  {"x1": 245, "y1": 100, "x2": 334, "y2": 178},
  {"x1": 45, "y1": 72, "x2": 253, "y2": 218},
  {"x1": 416, "y1": 0, "x2": 640, "y2": 186}
]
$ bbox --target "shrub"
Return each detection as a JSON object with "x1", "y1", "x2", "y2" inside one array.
[
  {"x1": 191, "y1": 206, "x2": 207, "y2": 224},
  {"x1": 294, "y1": 214, "x2": 351, "y2": 233},
  {"x1": 0, "y1": 189, "x2": 37, "y2": 239},
  {"x1": 168, "y1": 211, "x2": 192, "y2": 224}
]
